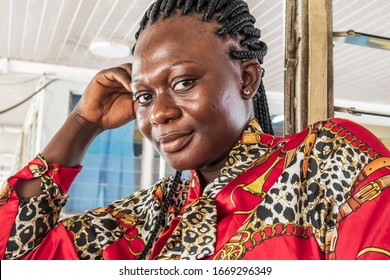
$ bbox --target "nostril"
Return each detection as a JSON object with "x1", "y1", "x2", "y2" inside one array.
[{"x1": 150, "y1": 96, "x2": 182, "y2": 125}]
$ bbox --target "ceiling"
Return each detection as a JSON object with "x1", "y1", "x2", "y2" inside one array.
[{"x1": 0, "y1": 0, "x2": 389, "y2": 180}]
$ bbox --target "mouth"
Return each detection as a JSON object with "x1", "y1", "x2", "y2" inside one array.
[{"x1": 157, "y1": 131, "x2": 194, "y2": 153}]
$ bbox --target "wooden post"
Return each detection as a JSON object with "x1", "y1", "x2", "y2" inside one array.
[
  {"x1": 326, "y1": 1, "x2": 334, "y2": 119},
  {"x1": 284, "y1": 0, "x2": 297, "y2": 136},
  {"x1": 284, "y1": 0, "x2": 333, "y2": 135}
]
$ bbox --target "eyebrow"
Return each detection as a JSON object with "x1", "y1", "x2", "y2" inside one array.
[
  {"x1": 132, "y1": 60, "x2": 198, "y2": 84},
  {"x1": 169, "y1": 60, "x2": 197, "y2": 67}
]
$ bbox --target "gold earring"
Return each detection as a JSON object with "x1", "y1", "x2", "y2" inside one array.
[{"x1": 243, "y1": 88, "x2": 251, "y2": 95}]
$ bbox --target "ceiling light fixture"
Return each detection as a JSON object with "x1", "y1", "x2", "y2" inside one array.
[{"x1": 89, "y1": 41, "x2": 130, "y2": 58}]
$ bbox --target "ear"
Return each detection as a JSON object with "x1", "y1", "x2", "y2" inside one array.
[{"x1": 240, "y1": 59, "x2": 262, "y2": 100}]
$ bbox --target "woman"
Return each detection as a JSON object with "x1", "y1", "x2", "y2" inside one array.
[{"x1": 1, "y1": 0, "x2": 389, "y2": 260}]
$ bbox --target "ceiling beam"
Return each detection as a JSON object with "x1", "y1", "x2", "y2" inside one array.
[{"x1": 0, "y1": 58, "x2": 98, "y2": 82}]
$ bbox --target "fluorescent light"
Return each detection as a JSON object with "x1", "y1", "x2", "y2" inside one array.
[
  {"x1": 89, "y1": 41, "x2": 130, "y2": 58},
  {"x1": 0, "y1": 125, "x2": 22, "y2": 134}
]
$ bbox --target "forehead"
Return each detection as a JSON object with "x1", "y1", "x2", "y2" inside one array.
[
  {"x1": 136, "y1": 13, "x2": 221, "y2": 48},
  {"x1": 132, "y1": 15, "x2": 231, "y2": 72}
]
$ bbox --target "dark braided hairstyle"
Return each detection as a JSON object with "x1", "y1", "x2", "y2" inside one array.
[
  {"x1": 134, "y1": 0, "x2": 274, "y2": 259},
  {"x1": 138, "y1": 170, "x2": 182, "y2": 260}
]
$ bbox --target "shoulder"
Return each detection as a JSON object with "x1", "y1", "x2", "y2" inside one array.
[
  {"x1": 274, "y1": 117, "x2": 388, "y2": 190},
  {"x1": 275, "y1": 118, "x2": 389, "y2": 158},
  {"x1": 107, "y1": 176, "x2": 190, "y2": 215},
  {"x1": 313, "y1": 118, "x2": 389, "y2": 157}
]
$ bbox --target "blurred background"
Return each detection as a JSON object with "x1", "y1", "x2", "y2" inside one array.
[{"x1": 0, "y1": 0, "x2": 389, "y2": 213}]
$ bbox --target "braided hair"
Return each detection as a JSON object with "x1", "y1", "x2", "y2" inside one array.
[
  {"x1": 138, "y1": 170, "x2": 182, "y2": 260},
  {"x1": 134, "y1": 0, "x2": 274, "y2": 259}
]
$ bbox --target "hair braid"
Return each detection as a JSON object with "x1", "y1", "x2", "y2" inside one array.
[
  {"x1": 240, "y1": 26, "x2": 261, "y2": 37},
  {"x1": 183, "y1": 0, "x2": 196, "y2": 14},
  {"x1": 139, "y1": 170, "x2": 182, "y2": 259},
  {"x1": 241, "y1": 37, "x2": 259, "y2": 47},
  {"x1": 162, "y1": 0, "x2": 176, "y2": 16},
  {"x1": 196, "y1": 0, "x2": 206, "y2": 12},
  {"x1": 203, "y1": 0, "x2": 219, "y2": 20},
  {"x1": 218, "y1": 1, "x2": 247, "y2": 21},
  {"x1": 134, "y1": 0, "x2": 274, "y2": 258},
  {"x1": 256, "y1": 81, "x2": 274, "y2": 135},
  {"x1": 161, "y1": 0, "x2": 168, "y2": 10},
  {"x1": 217, "y1": 14, "x2": 255, "y2": 35},
  {"x1": 150, "y1": 0, "x2": 163, "y2": 22},
  {"x1": 229, "y1": 5, "x2": 248, "y2": 19}
]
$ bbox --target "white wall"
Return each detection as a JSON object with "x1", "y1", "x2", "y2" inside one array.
[
  {"x1": 15, "y1": 79, "x2": 87, "y2": 171},
  {"x1": 39, "y1": 79, "x2": 86, "y2": 149}
]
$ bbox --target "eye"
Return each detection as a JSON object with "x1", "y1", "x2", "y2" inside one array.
[
  {"x1": 172, "y1": 79, "x2": 195, "y2": 92},
  {"x1": 134, "y1": 93, "x2": 153, "y2": 105}
]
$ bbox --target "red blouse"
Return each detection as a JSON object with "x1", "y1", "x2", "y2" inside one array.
[{"x1": 1, "y1": 118, "x2": 389, "y2": 260}]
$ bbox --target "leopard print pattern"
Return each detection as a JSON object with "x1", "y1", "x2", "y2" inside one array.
[
  {"x1": 5, "y1": 166, "x2": 68, "y2": 259},
  {"x1": 5, "y1": 155, "x2": 190, "y2": 260},
  {"x1": 60, "y1": 177, "x2": 190, "y2": 259},
  {"x1": 156, "y1": 121, "x2": 275, "y2": 259},
  {"x1": 5, "y1": 119, "x2": 382, "y2": 260},
  {"x1": 211, "y1": 120, "x2": 274, "y2": 199},
  {"x1": 5, "y1": 121, "x2": 272, "y2": 260},
  {"x1": 215, "y1": 120, "x2": 376, "y2": 259},
  {"x1": 157, "y1": 195, "x2": 217, "y2": 259},
  {"x1": 61, "y1": 214, "x2": 104, "y2": 259}
]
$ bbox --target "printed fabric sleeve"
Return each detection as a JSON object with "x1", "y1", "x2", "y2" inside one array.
[
  {"x1": 0, "y1": 155, "x2": 82, "y2": 259},
  {"x1": 322, "y1": 118, "x2": 390, "y2": 259}
]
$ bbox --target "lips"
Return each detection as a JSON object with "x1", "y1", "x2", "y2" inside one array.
[{"x1": 157, "y1": 131, "x2": 194, "y2": 153}]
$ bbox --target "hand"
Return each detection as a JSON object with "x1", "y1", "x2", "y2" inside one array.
[{"x1": 73, "y1": 63, "x2": 134, "y2": 131}]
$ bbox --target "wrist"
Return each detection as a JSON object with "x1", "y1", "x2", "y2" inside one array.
[
  {"x1": 69, "y1": 111, "x2": 104, "y2": 138},
  {"x1": 40, "y1": 112, "x2": 103, "y2": 168}
]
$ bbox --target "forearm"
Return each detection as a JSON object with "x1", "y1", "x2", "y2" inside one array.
[
  {"x1": 15, "y1": 112, "x2": 102, "y2": 198},
  {"x1": 0, "y1": 155, "x2": 81, "y2": 259}
]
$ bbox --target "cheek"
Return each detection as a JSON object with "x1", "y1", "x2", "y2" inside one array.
[
  {"x1": 210, "y1": 90, "x2": 242, "y2": 117},
  {"x1": 208, "y1": 75, "x2": 242, "y2": 111},
  {"x1": 210, "y1": 92, "x2": 247, "y2": 133},
  {"x1": 188, "y1": 101, "x2": 222, "y2": 126},
  {"x1": 135, "y1": 109, "x2": 152, "y2": 138},
  {"x1": 198, "y1": 88, "x2": 233, "y2": 113}
]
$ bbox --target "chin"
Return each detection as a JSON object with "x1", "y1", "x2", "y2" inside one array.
[
  {"x1": 162, "y1": 154, "x2": 197, "y2": 172},
  {"x1": 164, "y1": 160, "x2": 190, "y2": 172}
]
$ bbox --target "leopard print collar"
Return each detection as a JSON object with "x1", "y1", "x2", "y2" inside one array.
[{"x1": 157, "y1": 119, "x2": 274, "y2": 259}]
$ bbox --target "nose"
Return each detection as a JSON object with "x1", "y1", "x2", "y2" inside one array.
[{"x1": 149, "y1": 94, "x2": 181, "y2": 125}]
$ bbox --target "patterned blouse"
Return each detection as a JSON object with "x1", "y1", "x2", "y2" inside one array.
[{"x1": 0, "y1": 118, "x2": 389, "y2": 260}]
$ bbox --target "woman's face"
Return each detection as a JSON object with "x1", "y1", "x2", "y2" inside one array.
[{"x1": 131, "y1": 15, "x2": 253, "y2": 172}]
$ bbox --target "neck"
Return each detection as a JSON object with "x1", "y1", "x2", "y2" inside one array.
[
  {"x1": 197, "y1": 116, "x2": 254, "y2": 189},
  {"x1": 197, "y1": 153, "x2": 228, "y2": 190}
]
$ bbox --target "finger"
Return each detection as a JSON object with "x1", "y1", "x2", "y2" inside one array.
[
  {"x1": 118, "y1": 63, "x2": 133, "y2": 92},
  {"x1": 118, "y1": 63, "x2": 132, "y2": 74},
  {"x1": 102, "y1": 66, "x2": 133, "y2": 93}
]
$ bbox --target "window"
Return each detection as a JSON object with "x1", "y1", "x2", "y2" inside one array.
[{"x1": 64, "y1": 94, "x2": 136, "y2": 213}]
